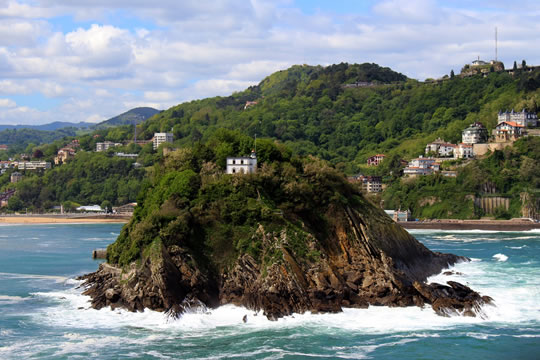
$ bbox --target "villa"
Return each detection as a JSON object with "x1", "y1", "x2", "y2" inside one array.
[{"x1": 403, "y1": 157, "x2": 440, "y2": 176}]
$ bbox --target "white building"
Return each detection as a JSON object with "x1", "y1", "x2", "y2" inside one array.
[
  {"x1": 96, "y1": 141, "x2": 122, "y2": 152},
  {"x1": 455, "y1": 143, "x2": 474, "y2": 159},
  {"x1": 425, "y1": 138, "x2": 456, "y2": 157},
  {"x1": 15, "y1": 161, "x2": 51, "y2": 170},
  {"x1": 494, "y1": 121, "x2": 525, "y2": 142},
  {"x1": 462, "y1": 122, "x2": 488, "y2": 144},
  {"x1": 498, "y1": 109, "x2": 538, "y2": 127},
  {"x1": 226, "y1": 152, "x2": 257, "y2": 174},
  {"x1": 153, "y1": 132, "x2": 174, "y2": 150},
  {"x1": 403, "y1": 157, "x2": 440, "y2": 176}
]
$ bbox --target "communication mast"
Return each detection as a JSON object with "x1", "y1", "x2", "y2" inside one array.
[{"x1": 495, "y1": 27, "x2": 498, "y2": 62}]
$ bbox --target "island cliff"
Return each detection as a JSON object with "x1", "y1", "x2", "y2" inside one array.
[{"x1": 80, "y1": 138, "x2": 492, "y2": 319}]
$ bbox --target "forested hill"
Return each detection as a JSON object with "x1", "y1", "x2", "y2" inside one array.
[{"x1": 138, "y1": 62, "x2": 540, "y2": 173}]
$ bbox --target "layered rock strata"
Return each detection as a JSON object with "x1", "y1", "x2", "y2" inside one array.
[{"x1": 79, "y1": 204, "x2": 492, "y2": 319}]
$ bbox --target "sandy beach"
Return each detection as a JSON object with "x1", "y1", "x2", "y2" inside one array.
[
  {"x1": 0, "y1": 214, "x2": 131, "y2": 224},
  {"x1": 399, "y1": 219, "x2": 540, "y2": 231}
]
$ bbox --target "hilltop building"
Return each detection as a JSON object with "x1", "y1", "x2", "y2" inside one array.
[
  {"x1": 96, "y1": 141, "x2": 122, "y2": 152},
  {"x1": 226, "y1": 151, "x2": 257, "y2": 174},
  {"x1": 0, "y1": 145, "x2": 8, "y2": 151},
  {"x1": 462, "y1": 122, "x2": 488, "y2": 144},
  {"x1": 403, "y1": 157, "x2": 440, "y2": 176},
  {"x1": 498, "y1": 109, "x2": 538, "y2": 127},
  {"x1": 367, "y1": 154, "x2": 386, "y2": 166},
  {"x1": 425, "y1": 138, "x2": 456, "y2": 157},
  {"x1": 153, "y1": 132, "x2": 174, "y2": 150}
]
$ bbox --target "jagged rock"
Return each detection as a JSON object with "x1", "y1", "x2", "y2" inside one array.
[{"x1": 79, "y1": 201, "x2": 491, "y2": 320}]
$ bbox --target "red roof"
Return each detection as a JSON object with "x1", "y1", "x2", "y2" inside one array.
[{"x1": 498, "y1": 121, "x2": 524, "y2": 128}]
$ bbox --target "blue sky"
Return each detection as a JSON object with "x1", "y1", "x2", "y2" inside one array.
[{"x1": 0, "y1": 0, "x2": 538, "y2": 125}]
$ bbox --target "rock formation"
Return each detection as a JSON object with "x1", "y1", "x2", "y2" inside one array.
[
  {"x1": 79, "y1": 151, "x2": 492, "y2": 319},
  {"x1": 80, "y1": 202, "x2": 491, "y2": 319}
]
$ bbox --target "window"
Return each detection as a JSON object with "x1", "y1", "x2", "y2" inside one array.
[
  {"x1": 232, "y1": 160, "x2": 236, "y2": 164},
  {"x1": 232, "y1": 168, "x2": 236, "y2": 173},
  {"x1": 241, "y1": 160, "x2": 244, "y2": 164}
]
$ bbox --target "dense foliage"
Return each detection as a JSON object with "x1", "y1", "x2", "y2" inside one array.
[
  {"x1": 2, "y1": 151, "x2": 145, "y2": 211},
  {"x1": 382, "y1": 137, "x2": 540, "y2": 219},
  {"x1": 107, "y1": 130, "x2": 366, "y2": 268},
  {"x1": 0, "y1": 128, "x2": 77, "y2": 158},
  {"x1": 137, "y1": 63, "x2": 540, "y2": 174}
]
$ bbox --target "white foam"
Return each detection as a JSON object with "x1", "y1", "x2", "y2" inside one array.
[
  {"x1": 0, "y1": 295, "x2": 28, "y2": 303},
  {"x1": 493, "y1": 253, "x2": 508, "y2": 262},
  {"x1": 0, "y1": 272, "x2": 67, "y2": 282}
]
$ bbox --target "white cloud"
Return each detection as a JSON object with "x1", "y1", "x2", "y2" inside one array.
[
  {"x1": 0, "y1": 0, "x2": 539, "y2": 125},
  {"x1": 144, "y1": 91, "x2": 175, "y2": 102},
  {"x1": 0, "y1": 98, "x2": 16, "y2": 107}
]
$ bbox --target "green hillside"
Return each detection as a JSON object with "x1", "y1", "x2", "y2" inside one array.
[{"x1": 137, "y1": 63, "x2": 540, "y2": 174}]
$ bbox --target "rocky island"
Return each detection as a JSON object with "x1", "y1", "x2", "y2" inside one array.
[{"x1": 80, "y1": 137, "x2": 492, "y2": 319}]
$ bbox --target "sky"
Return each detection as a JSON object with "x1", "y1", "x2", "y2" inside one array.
[{"x1": 0, "y1": 0, "x2": 539, "y2": 125}]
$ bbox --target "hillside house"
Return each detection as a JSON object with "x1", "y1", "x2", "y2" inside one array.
[
  {"x1": 153, "y1": 132, "x2": 174, "y2": 150},
  {"x1": 348, "y1": 175, "x2": 382, "y2": 193},
  {"x1": 367, "y1": 154, "x2": 386, "y2": 166},
  {"x1": 425, "y1": 138, "x2": 456, "y2": 157},
  {"x1": 114, "y1": 152, "x2": 138, "y2": 159},
  {"x1": 226, "y1": 152, "x2": 257, "y2": 174},
  {"x1": 54, "y1": 147, "x2": 76, "y2": 165},
  {"x1": 462, "y1": 122, "x2": 488, "y2": 144},
  {"x1": 96, "y1": 141, "x2": 122, "y2": 152},
  {"x1": 403, "y1": 157, "x2": 440, "y2": 176},
  {"x1": 494, "y1": 121, "x2": 525, "y2": 142},
  {"x1": 0, "y1": 145, "x2": 7, "y2": 151},
  {"x1": 15, "y1": 161, "x2": 51, "y2": 170},
  {"x1": 10, "y1": 172, "x2": 22, "y2": 183},
  {"x1": 455, "y1": 143, "x2": 474, "y2": 159},
  {"x1": 498, "y1": 109, "x2": 538, "y2": 127}
]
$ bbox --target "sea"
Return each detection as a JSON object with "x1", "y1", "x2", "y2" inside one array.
[{"x1": 0, "y1": 224, "x2": 539, "y2": 359}]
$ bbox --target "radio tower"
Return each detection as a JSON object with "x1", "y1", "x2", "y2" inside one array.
[{"x1": 495, "y1": 27, "x2": 498, "y2": 62}]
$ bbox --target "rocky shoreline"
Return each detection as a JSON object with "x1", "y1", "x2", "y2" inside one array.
[{"x1": 79, "y1": 206, "x2": 493, "y2": 320}]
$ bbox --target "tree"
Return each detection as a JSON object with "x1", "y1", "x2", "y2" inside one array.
[
  {"x1": 33, "y1": 149, "x2": 44, "y2": 159},
  {"x1": 101, "y1": 200, "x2": 112, "y2": 213},
  {"x1": 450, "y1": 70, "x2": 455, "y2": 78},
  {"x1": 513, "y1": 61, "x2": 518, "y2": 72},
  {"x1": 7, "y1": 195, "x2": 24, "y2": 212},
  {"x1": 522, "y1": 60, "x2": 527, "y2": 71}
]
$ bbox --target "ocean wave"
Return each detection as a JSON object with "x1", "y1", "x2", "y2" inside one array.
[
  {"x1": 408, "y1": 228, "x2": 540, "y2": 235},
  {"x1": 0, "y1": 272, "x2": 67, "y2": 282},
  {"x1": 0, "y1": 295, "x2": 28, "y2": 303},
  {"x1": 493, "y1": 253, "x2": 508, "y2": 262}
]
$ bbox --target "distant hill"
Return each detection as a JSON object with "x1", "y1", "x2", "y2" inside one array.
[
  {"x1": 0, "y1": 107, "x2": 160, "y2": 132},
  {"x1": 94, "y1": 107, "x2": 160, "y2": 128},
  {"x1": 0, "y1": 121, "x2": 93, "y2": 132}
]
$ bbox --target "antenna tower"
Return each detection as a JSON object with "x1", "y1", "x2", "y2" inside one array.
[{"x1": 495, "y1": 27, "x2": 498, "y2": 62}]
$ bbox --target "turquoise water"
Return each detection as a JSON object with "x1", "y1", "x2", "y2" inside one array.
[{"x1": 0, "y1": 224, "x2": 539, "y2": 359}]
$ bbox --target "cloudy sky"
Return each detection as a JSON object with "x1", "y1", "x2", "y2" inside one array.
[{"x1": 0, "y1": 0, "x2": 539, "y2": 125}]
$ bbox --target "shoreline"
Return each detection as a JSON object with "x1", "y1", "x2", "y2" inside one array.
[
  {"x1": 399, "y1": 219, "x2": 540, "y2": 231},
  {"x1": 0, "y1": 214, "x2": 131, "y2": 224}
]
